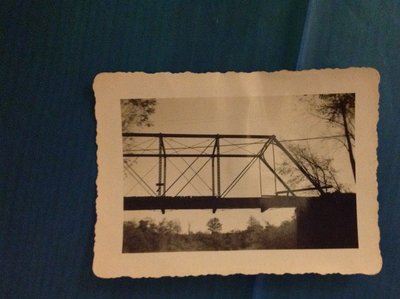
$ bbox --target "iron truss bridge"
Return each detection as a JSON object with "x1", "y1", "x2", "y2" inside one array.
[{"x1": 122, "y1": 133, "x2": 332, "y2": 213}]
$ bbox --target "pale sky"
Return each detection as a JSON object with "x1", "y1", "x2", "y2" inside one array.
[{"x1": 122, "y1": 95, "x2": 355, "y2": 232}]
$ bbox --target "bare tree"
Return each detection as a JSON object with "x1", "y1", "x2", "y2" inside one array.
[
  {"x1": 302, "y1": 93, "x2": 355, "y2": 181},
  {"x1": 277, "y1": 144, "x2": 345, "y2": 193}
]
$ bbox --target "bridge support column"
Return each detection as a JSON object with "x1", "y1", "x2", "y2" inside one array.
[{"x1": 296, "y1": 193, "x2": 358, "y2": 249}]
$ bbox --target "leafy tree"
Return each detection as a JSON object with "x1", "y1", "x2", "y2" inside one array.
[
  {"x1": 121, "y1": 98, "x2": 157, "y2": 132},
  {"x1": 206, "y1": 217, "x2": 222, "y2": 234},
  {"x1": 247, "y1": 216, "x2": 263, "y2": 232},
  {"x1": 303, "y1": 93, "x2": 355, "y2": 181},
  {"x1": 138, "y1": 218, "x2": 157, "y2": 233},
  {"x1": 245, "y1": 216, "x2": 264, "y2": 248},
  {"x1": 123, "y1": 220, "x2": 158, "y2": 252},
  {"x1": 266, "y1": 219, "x2": 297, "y2": 249},
  {"x1": 158, "y1": 219, "x2": 182, "y2": 235},
  {"x1": 121, "y1": 98, "x2": 157, "y2": 181},
  {"x1": 157, "y1": 219, "x2": 182, "y2": 251},
  {"x1": 277, "y1": 144, "x2": 344, "y2": 193}
]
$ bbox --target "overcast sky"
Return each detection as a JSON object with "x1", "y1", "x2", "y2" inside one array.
[{"x1": 122, "y1": 95, "x2": 355, "y2": 232}]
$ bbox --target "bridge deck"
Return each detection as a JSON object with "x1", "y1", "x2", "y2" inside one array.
[{"x1": 124, "y1": 195, "x2": 322, "y2": 212}]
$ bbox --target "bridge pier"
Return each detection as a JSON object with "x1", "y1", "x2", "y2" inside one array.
[{"x1": 295, "y1": 193, "x2": 358, "y2": 249}]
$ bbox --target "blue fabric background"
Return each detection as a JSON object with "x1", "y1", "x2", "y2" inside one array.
[{"x1": 1, "y1": 1, "x2": 399, "y2": 298}]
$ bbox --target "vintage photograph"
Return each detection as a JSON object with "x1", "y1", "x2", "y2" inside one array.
[
  {"x1": 121, "y1": 94, "x2": 358, "y2": 253},
  {"x1": 93, "y1": 70, "x2": 381, "y2": 277}
]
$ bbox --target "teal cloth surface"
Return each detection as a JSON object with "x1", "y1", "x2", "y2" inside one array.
[{"x1": 1, "y1": 1, "x2": 399, "y2": 298}]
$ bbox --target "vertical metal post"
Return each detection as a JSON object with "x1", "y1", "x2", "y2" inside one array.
[
  {"x1": 211, "y1": 157, "x2": 215, "y2": 197},
  {"x1": 216, "y1": 135, "x2": 221, "y2": 198},
  {"x1": 212, "y1": 138, "x2": 216, "y2": 197},
  {"x1": 162, "y1": 138, "x2": 167, "y2": 196},
  {"x1": 258, "y1": 158, "x2": 263, "y2": 196},
  {"x1": 158, "y1": 134, "x2": 162, "y2": 197},
  {"x1": 272, "y1": 143, "x2": 277, "y2": 195}
]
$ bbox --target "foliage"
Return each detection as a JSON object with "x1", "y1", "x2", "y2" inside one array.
[
  {"x1": 121, "y1": 98, "x2": 157, "y2": 180},
  {"x1": 123, "y1": 216, "x2": 297, "y2": 253},
  {"x1": 277, "y1": 144, "x2": 345, "y2": 192},
  {"x1": 246, "y1": 216, "x2": 263, "y2": 234},
  {"x1": 206, "y1": 217, "x2": 222, "y2": 234},
  {"x1": 121, "y1": 98, "x2": 157, "y2": 132}
]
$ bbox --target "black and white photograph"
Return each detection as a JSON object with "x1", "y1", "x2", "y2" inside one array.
[
  {"x1": 93, "y1": 70, "x2": 381, "y2": 277},
  {"x1": 121, "y1": 94, "x2": 358, "y2": 253}
]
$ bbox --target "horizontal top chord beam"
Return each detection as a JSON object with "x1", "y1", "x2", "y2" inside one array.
[
  {"x1": 123, "y1": 153, "x2": 259, "y2": 158},
  {"x1": 122, "y1": 132, "x2": 275, "y2": 139}
]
